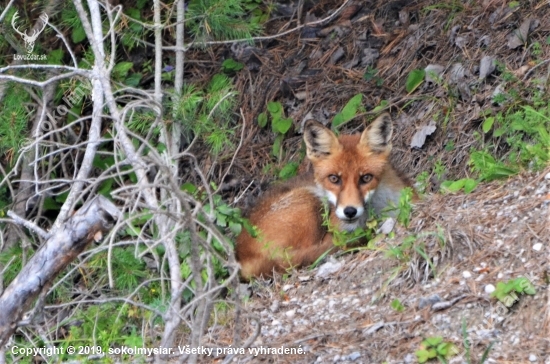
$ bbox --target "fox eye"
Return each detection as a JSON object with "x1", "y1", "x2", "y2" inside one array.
[
  {"x1": 328, "y1": 175, "x2": 341, "y2": 184},
  {"x1": 360, "y1": 174, "x2": 373, "y2": 184}
]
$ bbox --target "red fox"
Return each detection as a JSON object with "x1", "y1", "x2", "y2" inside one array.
[{"x1": 236, "y1": 113, "x2": 410, "y2": 279}]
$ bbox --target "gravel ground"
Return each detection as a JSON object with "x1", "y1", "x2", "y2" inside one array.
[{"x1": 207, "y1": 168, "x2": 549, "y2": 363}]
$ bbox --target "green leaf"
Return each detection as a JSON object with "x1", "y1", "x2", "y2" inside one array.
[
  {"x1": 125, "y1": 223, "x2": 140, "y2": 237},
  {"x1": 43, "y1": 197, "x2": 61, "y2": 211},
  {"x1": 441, "y1": 179, "x2": 465, "y2": 193},
  {"x1": 405, "y1": 69, "x2": 426, "y2": 93},
  {"x1": 55, "y1": 191, "x2": 69, "y2": 203},
  {"x1": 272, "y1": 117, "x2": 292, "y2": 134},
  {"x1": 98, "y1": 178, "x2": 114, "y2": 197},
  {"x1": 493, "y1": 127, "x2": 506, "y2": 137},
  {"x1": 515, "y1": 277, "x2": 536, "y2": 295},
  {"x1": 272, "y1": 134, "x2": 284, "y2": 157},
  {"x1": 482, "y1": 117, "x2": 495, "y2": 133},
  {"x1": 267, "y1": 101, "x2": 282, "y2": 118},
  {"x1": 416, "y1": 349, "x2": 430, "y2": 363},
  {"x1": 181, "y1": 182, "x2": 197, "y2": 194},
  {"x1": 463, "y1": 178, "x2": 479, "y2": 193},
  {"x1": 257, "y1": 112, "x2": 268, "y2": 128},
  {"x1": 216, "y1": 204, "x2": 233, "y2": 215},
  {"x1": 372, "y1": 99, "x2": 389, "y2": 113},
  {"x1": 47, "y1": 49, "x2": 64, "y2": 65},
  {"x1": 124, "y1": 73, "x2": 142, "y2": 87},
  {"x1": 423, "y1": 336, "x2": 443, "y2": 347},
  {"x1": 332, "y1": 94, "x2": 363, "y2": 128},
  {"x1": 113, "y1": 61, "x2": 134, "y2": 79},
  {"x1": 72, "y1": 26, "x2": 86, "y2": 43},
  {"x1": 279, "y1": 162, "x2": 299, "y2": 180},
  {"x1": 390, "y1": 299, "x2": 405, "y2": 312},
  {"x1": 216, "y1": 214, "x2": 227, "y2": 227},
  {"x1": 229, "y1": 221, "x2": 242, "y2": 235},
  {"x1": 222, "y1": 58, "x2": 244, "y2": 72}
]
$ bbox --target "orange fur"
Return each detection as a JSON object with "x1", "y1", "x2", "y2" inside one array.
[{"x1": 236, "y1": 114, "x2": 409, "y2": 279}]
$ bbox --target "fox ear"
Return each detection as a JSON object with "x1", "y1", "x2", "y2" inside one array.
[
  {"x1": 360, "y1": 113, "x2": 393, "y2": 153},
  {"x1": 303, "y1": 120, "x2": 340, "y2": 159}
]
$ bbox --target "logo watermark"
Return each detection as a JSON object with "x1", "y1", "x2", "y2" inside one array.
[{"x1": 11, "y1": 11, "x2": 48, "y2": 61}]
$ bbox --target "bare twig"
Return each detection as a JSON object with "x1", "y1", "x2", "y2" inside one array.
[{"x1": 5, "y1": 211, "x2": 50, "y2": 239}]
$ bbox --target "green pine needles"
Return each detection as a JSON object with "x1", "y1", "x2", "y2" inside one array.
[
  {"x1": 186, "y1": 0, "x2": 261, "y2": 42},
  {"x1": 0, "y1": 83, "x2": 30, "y2": 164},
  {"x1": 176, "y1": 74, "x2": 237, "y2": 155}
]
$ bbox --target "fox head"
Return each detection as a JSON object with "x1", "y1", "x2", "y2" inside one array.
[{"x1": 303, "y1": 113, "x2": 393, "y2": 231}]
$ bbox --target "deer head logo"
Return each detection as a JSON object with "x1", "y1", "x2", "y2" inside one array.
[{"x1": 11, "y1": 11, "x2": 49, "y2": 54}]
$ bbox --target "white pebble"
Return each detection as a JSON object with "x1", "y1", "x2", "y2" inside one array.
[
  {"x1": 485, "y1": 284, "x2": 495, "y2": 294},
  {"x1": 529, "y1": 354, "x2": 537, "y2": 362},
  {"x1": 462, "y1": 271, "x2": 472, "y2": 279},
  {"x1": 285, "y1": 309, "x2": 296, "y2": 318},
  {"x1": 533, "y1": 243, "x2": 543, "y2": 251},
  {"x1": 544, "y1": 172, "x2": 550, "y2": 180},
  {"x1": 282, "y1": 284, "x2": 294, "y2": 292}
]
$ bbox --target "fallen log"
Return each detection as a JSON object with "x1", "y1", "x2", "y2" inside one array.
[{"x1": 0, "y1": 195, "x2": 121, "y2": 346}]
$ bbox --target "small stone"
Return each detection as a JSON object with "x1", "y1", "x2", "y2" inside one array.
[
  {"x1": 529, "y1": 354, "x2": 537, "y2": 362},
  {"x1": 282, "y1": 284, "x2": 294, "y2": 292},
  {"x1": 285, "y1": 309, "x2": 296, "y2": 318},
  {"x1": 533, "y1": 243, "x2": 543, "y2": 251},
  {"x1": 418, "y1": 294, "x2": 442, "y2": 309},
  {"x1": 544, "y1": 172, "x2": 550, "y2": 180},
  {"x1": 316, "y1": 257, "x2": 343, "y2": 278},
  {"x1": 485, "y1": 284, "x2": 496, "y2": 294},
  {"x1": 298, "y1": 275, "x2": 311, "y2": 282},
  {"x1": 378, "y1": 217, "x2": 396, "y2": 234},
  {"x1": 347, "y1": 352, "x2": 361, "y2": 361},
  {"x1": 462, "y1": 271, "x2": 472, "y2": 279}
]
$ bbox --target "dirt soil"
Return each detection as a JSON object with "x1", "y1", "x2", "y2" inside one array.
[
  {"x1": 211, "y1": 168, "x2": 549, "y2": 363},
  {"x1": 185, "y1": 0, "x2": 550, "y2": 362}
]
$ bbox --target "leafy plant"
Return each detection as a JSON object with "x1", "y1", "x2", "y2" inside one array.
[
  {"x1": 222, "y1": 58, "x2": 244, "y2": 74},
  {"x1": 397, "y1": 187, "x2": 414, "y2": 227},
  {"x1": 469, "y1": 151, "x2": 517, "y2": 182},
  {"x1": 415, "y1": 171, "x2": 430, "y2": 195},
  {"x1": 278, "y1": 161, "x2": 299, "y2": 180},
  {"x1": 415, "y1": 336, "x2": 458, "y2": 363},
  {"x1": 491, "y1": 277, "x2": 536, "y2": 307},
  {"x1": 243, "y1": 0, "x2": 273, "y2": 25},
  {"x1": 405, "y1": 69, "x2": 425, "y2": 93},
  {"x1": 440, "y1": 178, "x2": 478, "y2": 194},
  {"x1": 391, "y1": 298, "x2": 405, "y2": 312},
  {"x1": 332, "y1": 93, "x2": 364, "y2": 128},
  {"x1": 257, "y1": 101, "x2": 293, "y2": 159},
  {"x1": 364, "y1": 66, "x2": 383, "y2": 86}
]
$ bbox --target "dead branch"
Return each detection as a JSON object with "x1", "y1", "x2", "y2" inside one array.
[{"x1": 0, "y1": 196, "x2": 121, "y2": 346}]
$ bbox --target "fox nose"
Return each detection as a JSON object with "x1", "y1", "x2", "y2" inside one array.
[{"x1": 343, "y1": 206, "x2": 357, "y2": 219}]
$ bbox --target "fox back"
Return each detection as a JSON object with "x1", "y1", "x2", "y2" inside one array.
[{"x1": 236, "y1": 113, "x2": 409, "y2": 279}]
